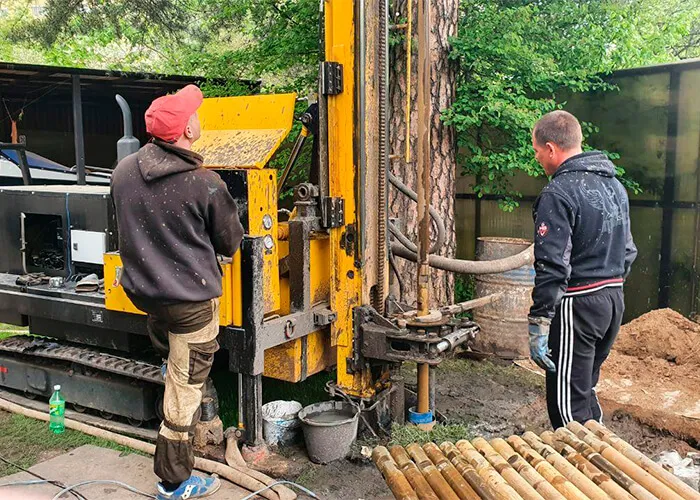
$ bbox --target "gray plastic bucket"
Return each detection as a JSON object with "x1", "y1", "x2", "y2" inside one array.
[
  {"x1": 298, "y1": 401, "x2": 359, "y2": 464},
  {"x1": 262, "y1": 400, "x2": 302, "y2": 447}
]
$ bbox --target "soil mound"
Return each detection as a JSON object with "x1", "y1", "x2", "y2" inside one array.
[{"x1": 615, "y1": 308, "x2": 700, "y2": 365}]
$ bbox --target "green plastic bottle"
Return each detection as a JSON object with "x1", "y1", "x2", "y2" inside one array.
[{"x1": 49, "y1": 384, "x2": 65, "y2": 434}]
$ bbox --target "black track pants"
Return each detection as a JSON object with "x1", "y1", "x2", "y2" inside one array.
[{"x1": 546, "y1": 287, "x2": 624, "y2": 429}]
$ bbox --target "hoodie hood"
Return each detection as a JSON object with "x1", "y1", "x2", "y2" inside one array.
[
  {"x1": 554, "y1": 151, "x2": 616, "y2": 178},
  {"x1": 137, "y1": 139, "x2": 203, "y2": 182}
]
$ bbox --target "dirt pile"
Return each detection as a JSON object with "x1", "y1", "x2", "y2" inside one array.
[
  {"x1": 615, "y1": 308, "x2": 700, "y2": 365},
  {"x1": 598, "y1": 308, "x2": 700, "y2": 443}
]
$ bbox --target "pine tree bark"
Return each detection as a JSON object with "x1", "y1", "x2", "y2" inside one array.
[{"x1": 389, "y1": 0, "x2": 458, "y2": 307}]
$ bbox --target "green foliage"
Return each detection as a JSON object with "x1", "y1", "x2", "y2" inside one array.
[
  {"x1": 193, "y1": 0, "x2": 320, "y2": 92},
  {"x1": 454, "y1": 275, "x2": 476, "y2": 319},
  {"x1": 444, "y1": 0, "x2": 694, "y2": 202},
  {"x1": 454, "y1": 275, "x2": 475, "y2": 303},
  {"x1": 1, "y1": 0, "x2": 698, "y2": 199},
  {"x1": 0, "y1": 412, "x2": 138, "y2": 476}
]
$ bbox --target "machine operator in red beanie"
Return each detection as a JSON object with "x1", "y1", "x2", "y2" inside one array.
[{"x1": 111, "y1": 85, "x2": 243, "y2": 500}]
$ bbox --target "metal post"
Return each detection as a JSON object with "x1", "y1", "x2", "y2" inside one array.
[
  {"x1": 428, "y1": 365, "x2": 436, "y2": 413},
  {"x1": 242, "y1": 374, "x2": 264, "y2": 446},
  {"x1": 375, "y1": 0, "x2": 389, "y2": 315},
  {"x1": 659, "y1": 70, "x2": 681, "y2": 308},
  {"x1": 415, "y1": 0, "x2": 432, "y2": 416},
  {"x1": 239, "y1": 237, "x2": 266, "y2": 445},
  {"x1": 289, "y1": 219, "x2": 311, "y2": 312},
  {"x1": 71, "y1": 75, "x2": 86, "y2": 185},
  {"x1": 17, "y1": 147, "x2": 31, "y2": 186}
]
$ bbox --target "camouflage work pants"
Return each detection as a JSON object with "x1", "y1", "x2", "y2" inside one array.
[{"x1": 131, "y1": 296, "x2": 220, "y2": 486}]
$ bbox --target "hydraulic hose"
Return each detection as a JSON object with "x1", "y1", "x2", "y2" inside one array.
[
  {"x1": 388, "y1": 248, "x2": 405, "y2": 302},
  {"x1": 389, "y1": 221, "x2": 417, "y2": 253},
  {"x1": 391, "y1": 241, "x2": 534, "y2": 275},
  {"x1": 388, "y1": 171, "x2": 446, "y2": 253}
]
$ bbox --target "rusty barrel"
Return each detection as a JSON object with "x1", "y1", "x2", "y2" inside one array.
[{"x1": 472, "y1": 237, "x2": 534, "y2": 359}]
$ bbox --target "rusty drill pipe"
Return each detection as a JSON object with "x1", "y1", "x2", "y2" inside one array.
[
  {"x1": 390, "y1": 445, "x2": 440, "y2": 500},
  {"x1": 568, "y1": 421, "x2": 684, "y2": 500},
  {"x1": 439, "y1": 442, "x2": 501, "y2": 500},
  {"x1": 402, "y1": 293, "x2": 504, "y2": 319},
  {"x1": 415, "y1": 0, "x2": 431, "y2": 317},
  {"x1": 585, "y1": 420, "x2": 700, "y2": 500},
  {"x1": 507, "y1": 435, "x2": 588, "y2": 500},
  {"x1": 373, "y1": 447, "x2": 419, "y2": 500},
  {"x1": 407, "y1": 443, "x2": 461, "y2": 500},
  {"x1": 522, "y1": 432, "x2": 609, "y2": 500},
  {"x1": 554, "y1": 428, "x2": 657, "y2": 500},
  {"x1": 454, "y1": 440, "x2": 523, "y2": 500},
  {"x1": 491, "y1": 438, "x2": 564, "y2": 500},
  {"x1": 423, "y1": 443, "x2": 481, "y2": 500},
  {"x1": 471, "y1": 437, "x2": 545, "y2": 500},
  {"x1": 542, "y1": 431, "x2": 635, "y2": 500},
  {"x1": 417, "y1": 362, "x2": 430, "y2": 415}
]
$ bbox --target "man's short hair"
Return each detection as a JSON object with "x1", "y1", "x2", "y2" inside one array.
[{"x1": 533, "y1": 110, "x2": 583, "y2": 150}]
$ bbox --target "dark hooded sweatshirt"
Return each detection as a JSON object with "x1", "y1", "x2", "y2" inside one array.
[
  {"x1": 111, "y1": 140, "x2": 244, "y2": 304},
  {"x1": 530, "y1": 151, "x2": 637, "y2": 320}
]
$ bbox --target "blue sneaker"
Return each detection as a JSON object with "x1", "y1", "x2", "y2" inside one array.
[{"x1": 156, "y1": 475, "x2": 221, "y2": 499}]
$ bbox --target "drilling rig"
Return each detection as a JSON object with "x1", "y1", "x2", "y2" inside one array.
[{"x1": 0, "y1": 0, "x2": 532, "y2": 445}]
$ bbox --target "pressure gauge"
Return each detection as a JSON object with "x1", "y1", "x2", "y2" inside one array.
[
  {"x1": 263, "y1": 234, "x2": 274, "y2": 250},
  {"x1": 262, "y1": 214, "x2": 273, "y2": 230}
]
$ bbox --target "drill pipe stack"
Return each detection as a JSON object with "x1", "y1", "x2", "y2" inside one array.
[{"x1": 373, "y1": 421, "x2": 700, "y2": 500}]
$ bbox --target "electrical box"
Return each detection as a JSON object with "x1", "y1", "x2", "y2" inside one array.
[
  {"x1": 71, "y1": 230, "x2": 107, "y2": 265},
  {"x1": 0, "y1": 185, "x2": 117, "y2": 277}
]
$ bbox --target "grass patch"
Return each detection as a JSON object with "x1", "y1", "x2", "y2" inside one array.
[
  {"x1": 212, "y1": 370, "x2": 334, "y2": 429},
  {"x1": 0, "y1": 322, "x2": 27, "y2": 340},
  {"x1": 441, "y1": 358, "x2": 544, "y2": 389},
  {"x1": 0, "y1": 323, "x2": 27, "y2": 331},
  {"x1": 0, "y1": 411, "x2": 138, "y2": 477},
  {"x1": 0, "y1": 322, "x2": 28, "y2": 342},
  {"x1": 294, "y1": 463, "x2": 320, "y2": 487},
  {"x1": 389, "y1": 422, "x2": 476, "y2": 447},
  {"x1": 402, "y1": 357, "x2": 544, "y2": 390}
]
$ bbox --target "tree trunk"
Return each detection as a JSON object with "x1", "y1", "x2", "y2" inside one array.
[{"x1": 389, "y1": 0, "x2": 458, "y2": 307}]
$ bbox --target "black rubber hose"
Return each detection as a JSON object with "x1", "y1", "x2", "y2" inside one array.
[
  {"x1": 388, "y1": 171, "x2": 446, "y2": 252},
  {"x1": 391, "y1": 242, "x2": 534, "y2": 275}
]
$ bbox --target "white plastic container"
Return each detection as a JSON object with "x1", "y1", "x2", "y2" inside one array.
[{"x1": 261, "y1": 400, "x2": 302, "y2": 447}]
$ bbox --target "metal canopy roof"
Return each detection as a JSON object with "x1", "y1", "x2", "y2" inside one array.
[{"x1": 0, "y1": 61, "x2": 211, "y2": 98}]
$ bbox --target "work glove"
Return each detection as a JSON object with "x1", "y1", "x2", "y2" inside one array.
[{"x1": 528, "y1": 317, "x2": 556, "y2": 373}]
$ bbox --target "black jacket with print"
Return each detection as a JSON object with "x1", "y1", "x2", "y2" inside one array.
[
  {"x1": 111, "y1": 140, "x2": 244, "y2": 304},
  {"x1": 529, "y1": 151, "x2": 637, "y2": 320}
]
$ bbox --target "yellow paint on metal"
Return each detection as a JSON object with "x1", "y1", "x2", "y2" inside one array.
[
  {"x1": 246, "y1": 169, "x2": 280, "y2": 315},
  {"x1": 326, "y1": 0, "x2": 374, "y2": 398},
  {"x1": 264, "y1": 237, "x2": 334, "y2": 383},
  {"x1": 263, "y1": 330, "x2": 334, "y2": 383},
  {"x1": 103, "y1": 253, "x2": 144, "y2": 316},
  {"x1": 103, "y1": 252, "x2": 235, "y2": 326},
  {"x1": 194, "y1": 93, "x2": 296, "y2": 169},
  {"x1": 195, "y1": 129, "x2": 287, "y2": 169},
  {"x1": 310, "y1": 236, "x2": 330, "y2": 305},
  {"x1": 232, "y1": 251, "x2": 243, "y2": 327}
]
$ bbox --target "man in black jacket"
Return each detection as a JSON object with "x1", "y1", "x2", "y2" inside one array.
[
  {"x1": 528, "y1": 110, "x2": 637, "y2": 430},
  {"x1": 112, "y1": 85, "x2": 244, "y2": 500}
]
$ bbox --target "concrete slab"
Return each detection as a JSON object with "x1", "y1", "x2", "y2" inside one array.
[{"x1": 1, "y1": 444, "x2": 249, "y2": 499}]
